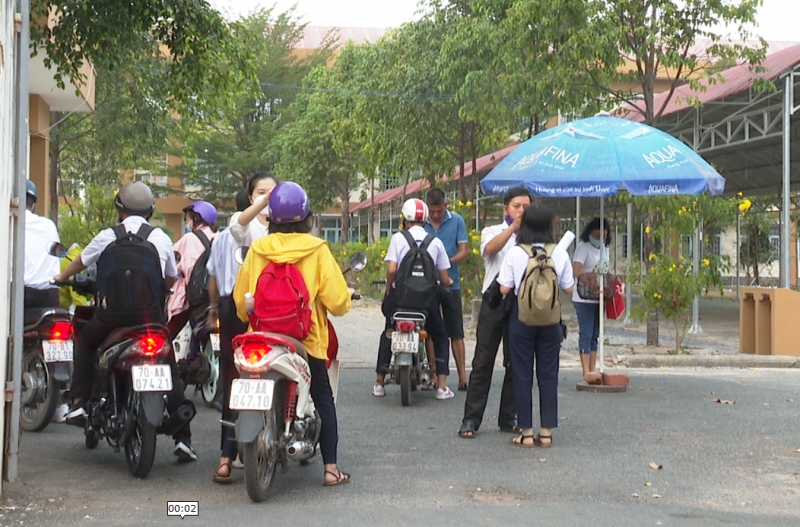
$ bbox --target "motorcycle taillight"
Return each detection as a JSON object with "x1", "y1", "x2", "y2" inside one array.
[
  {"x1": 49, "y1": 321, "x2": 73, "y2": 341},
  {"x1": 396, "y1": 320, "x2": 416, "y2": 333},
  {"x1": 241, "y1": 343, "x2": 269, "y2": 365},
  {"x1": 140, "y1": 334, "x2": 166, "y2": 355}
]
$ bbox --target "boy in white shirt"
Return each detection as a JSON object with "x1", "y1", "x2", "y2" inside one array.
[{"x1": 373, "y1": 199, "x2": 455, "y2": 400}]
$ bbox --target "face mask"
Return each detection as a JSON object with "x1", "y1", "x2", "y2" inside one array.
[
  {"x1": 184, "y1": 223, "x2": 192, "y2": 234},
  {"x1": 253, "y1": 194, "x2": 270, "y2": 217},
  {"x1": 505, "y1": 214, "x2": 514, "y2": 226},
  {"x1": 589, "y1": 235, "x2": 602, "y2": 248}
]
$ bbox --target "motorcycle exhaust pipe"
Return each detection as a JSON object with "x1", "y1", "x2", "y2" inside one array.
[
  {"x1": 285, "y1": 439, "x2": 314, "y2": 461},
  {"x1": 158, "y1": 400, "x2": 197, "y2": 437}
]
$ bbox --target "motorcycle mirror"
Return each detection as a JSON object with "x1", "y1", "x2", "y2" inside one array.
[
  {"x1": 174, "y1": 251, "x2": 181, "y2": 264},
  {"x1": 234, "y1": 246, "x2": 249, "y2": 265},
  {"x1": 46, "y1": 241, "x2": 68, "y2": 258},
  {"x1": 348, "y1": 252, "x2": 368, "y2": 273}
]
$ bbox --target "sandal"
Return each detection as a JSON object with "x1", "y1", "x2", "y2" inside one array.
[
  {"x1": 323, "y1": 469, "x2": 351, "y2": 487},
  {"x1": 458, "y1": 420, "x2": 477, "y2": 439},
  {"x1": 212, "y1": 461, "x2": 232, "y2": 484},
  {"x1": 420, "y1": 381, "x2": 437, "y2": 391},
  {"x1": 534, "y1": 434, "x2": 553, "y2": 448},
  {"x1": 510, "y1": 433, "x2": 535, "y2": 448},
  {"x1": 458, "y1": 383, "x2": 469, "y2": 392}
]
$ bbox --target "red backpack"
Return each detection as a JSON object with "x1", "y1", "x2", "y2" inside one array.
[{"x1": 250, "y1": 262, "x2": 312, "y2": 341}]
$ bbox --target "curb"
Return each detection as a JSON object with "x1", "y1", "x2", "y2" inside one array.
[{"x1": 620, "y1": 354, "x2": 800, "y2": 368}]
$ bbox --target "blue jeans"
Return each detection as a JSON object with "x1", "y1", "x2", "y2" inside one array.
[
  {"x1": 507, "y1": 302, "x2": 562, "y2": 430},
  {"x1": 574, "y1": 302, "x2": 600, "y2": 354}
]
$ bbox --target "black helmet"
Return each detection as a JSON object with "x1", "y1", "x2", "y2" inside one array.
[
  {"x1": 115, "y1": 182, "x2": 155, "y2": 217},
  {"x1": 26, "y1": 180, "x2": 37, "y2": 201}
]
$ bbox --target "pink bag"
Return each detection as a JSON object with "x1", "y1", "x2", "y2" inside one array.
[{"x1": 605, "y1": 281, "x2": 625, "y2": 320}]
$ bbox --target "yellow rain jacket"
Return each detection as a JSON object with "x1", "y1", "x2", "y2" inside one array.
[{"x1": 233, "y1": 233, "x2": 351, "y2": 360}]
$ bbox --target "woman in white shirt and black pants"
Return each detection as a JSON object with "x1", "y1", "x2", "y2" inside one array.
[{"x1": 497, "y1": 204, "x2": 574, "y2": 448}]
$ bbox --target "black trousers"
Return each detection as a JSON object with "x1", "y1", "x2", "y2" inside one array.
[
  {"x1": 72, "y1": 311, "x2": 192, "y2": 443},
  {"x1": 219, "y1": 295, "x2": 248, "y2": 458},
  {"x1": 309, "y1": 355, "x2": 339, "y2": 465},
  {"x1": 461, "y1": 293, "x2": 516, "y2": 430},
  {"x1": 24, "y1": 287, "x2": 60, "y2": 309}
]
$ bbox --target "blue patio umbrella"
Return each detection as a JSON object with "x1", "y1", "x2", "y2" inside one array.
[
  {"x1": 481, "y1": 113, "x2": 726, "y2": 385},
  {"x1": 480, "y1": 113, "x2": 725, "y2": 198}
]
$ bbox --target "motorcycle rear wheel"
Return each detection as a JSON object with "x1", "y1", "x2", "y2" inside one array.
[
  {"x1": 124, "y1": 391, "x2": 157, "y2": 478},
  {"x1": 201, "y1": 340, "x2": 219, "y2": 408},
  {"x1": 400, "y1": 365, "x2": 411, "y2": 407},
  {"x1": 20, "y1": 349, "x2": 59, "y2": 432},
  {"x1": 243, "y1": 405, "x2": 279, "y2": 502}
]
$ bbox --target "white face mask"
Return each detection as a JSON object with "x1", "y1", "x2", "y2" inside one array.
[{"x1": 253, "y1": 194, "x2": 270, "y2": 217}]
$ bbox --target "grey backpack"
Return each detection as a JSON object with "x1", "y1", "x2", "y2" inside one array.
[{"x1": 517, "y1": 243, "x2": 561, "y2": 327}]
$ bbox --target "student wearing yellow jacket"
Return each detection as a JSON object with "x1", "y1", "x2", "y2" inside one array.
[{"x1": 233, "y1": 182, "x2": 352, "y2": 487}]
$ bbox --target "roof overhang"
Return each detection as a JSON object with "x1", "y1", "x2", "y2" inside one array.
[{"x1": 28, "y1": 46, "x2": 95, "y2": 113}]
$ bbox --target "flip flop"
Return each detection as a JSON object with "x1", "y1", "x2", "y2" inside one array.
[
  {"x1": 458, "y1": 420, "x2": 477, "y2": 439},
  {"x1": 323, "y1": 469, "x2": 351, "y2": 487},
  {"x1": 458, "y1": 383, "x2": 469, "y2": 392}
]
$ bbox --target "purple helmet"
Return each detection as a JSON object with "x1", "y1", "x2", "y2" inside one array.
[
  {"x1": 269, "y1": 182, "x2": 309, "y2": 224},
  {"x1": 183, "y1": 200, "x2": 218, "y2": 225}
]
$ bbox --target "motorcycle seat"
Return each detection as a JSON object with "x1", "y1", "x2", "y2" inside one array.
[
  {"x1": 23, "y1": 307, "x2": 71, "y2": 329},
  {"x1": 98, "y1": 324, "x2": 170, "y2": 352}
]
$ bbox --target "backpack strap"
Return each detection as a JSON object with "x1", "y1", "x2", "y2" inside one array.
[
  {"x1": 419, "y1": 234, "x2": 435, "y2": 251},
  {"x1": 136, "y1": 223, "x2": 155, "y2": 241},
  {"x1": 519, "y1": 243, "x2": 534, "y2": 258},
  {"x1": 192, "y1": 229, "x2": 211, "y2": 250},
  {"x1": 399, "y1": 229, "x2": 418, "y2": 250},
  {"x1": 111, "y1": 224, "x2": 128, "y2": 241}
]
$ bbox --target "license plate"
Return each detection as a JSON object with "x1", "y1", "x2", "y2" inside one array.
[
  {"x1": 209, "y1": 333, "x2": 220, "y2": 351},
  {"x1": 131, "y1": 365, "x2": 173, "y2": 392},
  {"x1": 43, "y1": 340, "x2": 73, "y2": 362},
  {"x1": 230, "y1": 379, "x2": 274, "y2": 411},
  {"x1": 391, "y1": 332, "x2": 419, "y2": 353}
]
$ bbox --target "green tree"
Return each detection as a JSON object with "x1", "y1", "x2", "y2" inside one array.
[{"x1": 173, "y1": 7, "x2": 335, "y2": 202}]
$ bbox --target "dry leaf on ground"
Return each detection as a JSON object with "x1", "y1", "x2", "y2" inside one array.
[
  {"x1": 649, "y1": 461, "x2": 662, "y2": 469},
  {"x1": 713, "y1": 399, "x2": 735, "y2": 404}
]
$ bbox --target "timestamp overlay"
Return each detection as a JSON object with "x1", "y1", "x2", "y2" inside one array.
[{"x1": 167, "y1": 501, "x2": 199, "y2": 519}]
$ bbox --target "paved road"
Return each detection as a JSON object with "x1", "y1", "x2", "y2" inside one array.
[{"x1": 4, "y1": 366, "x2": 800, "y2": 526}]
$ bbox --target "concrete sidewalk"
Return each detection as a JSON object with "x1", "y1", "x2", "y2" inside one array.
[{"x1": 336, "y1": 295, "x2": 798, "y2": 372}]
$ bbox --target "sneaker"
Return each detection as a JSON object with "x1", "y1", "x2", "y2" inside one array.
[
  {"x1": 174, "y1": 441, "x2": 198, "y2": 462},
  {"x1": 65, "y1": 402, "x2": 87, "y2": 421},
  {"x1": 435, "y1": 387, "x2": 455, "y2": 400},
  {"x1": 52, "y1": 403, "x2": 69, "y2": 423},
  {"x1": 231, "y1": 457, "x2": 244, "y2": 469},
  {"x1": 372, "y1": 384, "x2": 385, "y2": 397}
]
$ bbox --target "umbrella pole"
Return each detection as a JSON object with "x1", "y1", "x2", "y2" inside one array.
[{"x1": 599, "y1": 198, "x2": 605, "y2": 374}]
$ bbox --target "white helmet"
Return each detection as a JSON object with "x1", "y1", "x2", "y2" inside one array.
[{"x1": 401, "y1": 198, "x2": 428, "y2": 223}]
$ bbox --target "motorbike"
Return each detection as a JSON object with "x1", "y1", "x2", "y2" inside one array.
[
  {"x1": 53, "y1": 247, "x2": 195, "y2": 478},
  {"x1": 386, "y1": 310, "x2": 432, "y2": 407},
  {"x1": 20, "y1": 302, "x2": 74, "y2": 432},
  {"x1": 173, "y1": 308, "x2": 219, "y2": 408},
  {"x1": 230, "y1": 251, "x2": 366, "y2": 502},
  {"x1": 20, "y1": 242, "x2": 95, "y2": 432},
  {"x1": 372, "y1": 279, "x2": 433, "y2": 407}
]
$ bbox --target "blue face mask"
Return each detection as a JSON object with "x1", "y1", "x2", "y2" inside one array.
[
  {"x1": 184, "y1": 223, "x2": 192, "y2": 234},
  {"x1": 589, "y1": 235, "x2": 602, "y2": 248}
]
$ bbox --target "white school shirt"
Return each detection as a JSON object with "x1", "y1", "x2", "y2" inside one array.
[
  {"x1": 572, "y1": 241, "x2": 610, "y2": 304},
  {"x1": 24, "y1": 210, "x2": 61, "y2": 290},
  {"x1": 206, "y1": 228, "x2": 240, "y2": 297},
  {"x1": 384, "y1": 225, "x2": 450, "y2": 288},
  {"x1": 228, "y1": 211, "x2": 269, "y2": 247},
  {"x1": 80, "y1": 216, "x2": 177, "y2": 279},
  {"x1": 497, "y1": 243, "x2": 574, "y2": 295},
  {"x1": 480, "y1": 221, "x2": 517, "y2": 294}
]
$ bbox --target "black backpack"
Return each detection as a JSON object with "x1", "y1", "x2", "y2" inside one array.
[
  {"x1": 185, "y1": 230, "x2": 212, "y2": 308},
  {"x1": 95, "y1": 224, "x2": 167, "y2": 325},
  {"x1": 395, "y1": 230, "x2": 439, "y2": 311}
]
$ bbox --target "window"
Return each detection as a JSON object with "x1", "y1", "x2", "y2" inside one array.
[
  {"x1": 135, "y1": 169, "x2": 168, "y2": 198},
  {"x1": 713, "y1": 234, "x2": 722, "y2": 258},
  {"x1": 621, "y1": 233, "x2": 628, "y2": 259},
  {"x1": 322, "y1": 216, "x2": 341, "y2": 244},
  {"x1": 680, "y1": 234, "x2": 693, "y2": 260}
]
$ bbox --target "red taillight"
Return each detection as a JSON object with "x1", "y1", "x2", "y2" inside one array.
[
  {"x1": 242, "y1": 343, "x2": 269, "y2": 365},
  {"x1": 140, "y1": 335, "x2": 166, "y2": 355},
  {"x1": 50, "y1": 321, "x2": 73, "y2": 341},
  {"x1": 396, "y1": 320, "x2": 416, "y2": 333}
]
